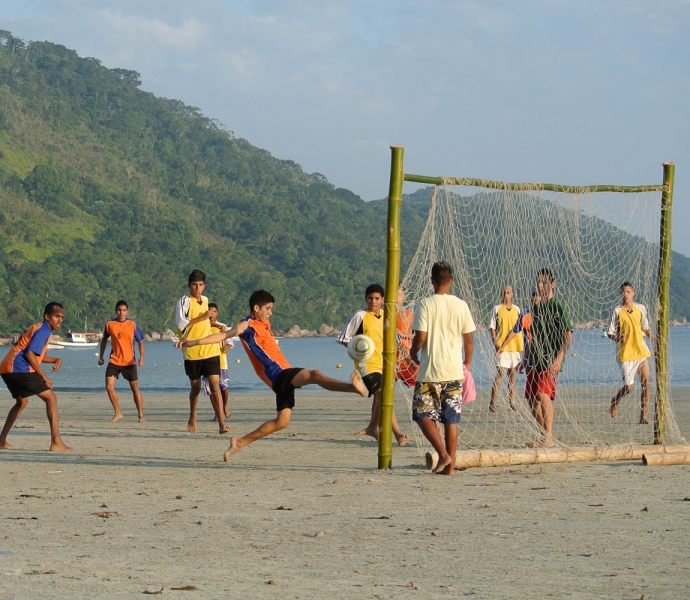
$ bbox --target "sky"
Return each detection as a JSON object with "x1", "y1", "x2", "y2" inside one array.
[{"x1": 1, "y1": 0, "x2": 689, "y2": 255}]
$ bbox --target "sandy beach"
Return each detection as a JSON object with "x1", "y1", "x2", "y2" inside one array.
[{"x1": 1, "y1": 388, "x2": 689, "y2": 599}]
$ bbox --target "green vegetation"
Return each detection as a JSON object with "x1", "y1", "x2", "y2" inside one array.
[{"x1": 0, "y1": 32, "x2": 688, "y2": 334}]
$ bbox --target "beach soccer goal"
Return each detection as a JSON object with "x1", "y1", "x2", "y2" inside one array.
[{"x1": 377, "y1": 147, "x2": 683, "y2": 470}]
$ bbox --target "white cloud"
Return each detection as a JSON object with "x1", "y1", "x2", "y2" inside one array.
[{"x1": 100, "y1": 11, "x2": 206, "y2": 49}]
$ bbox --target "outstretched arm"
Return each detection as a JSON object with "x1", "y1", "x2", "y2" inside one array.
[{"x1": 176, "y1": 321, "x2": 248, "y2": 349}]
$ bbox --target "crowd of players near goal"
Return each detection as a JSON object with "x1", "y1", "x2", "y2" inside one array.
[{"x1": 0, "y1": 266, "x2": 654, "y2": 468}]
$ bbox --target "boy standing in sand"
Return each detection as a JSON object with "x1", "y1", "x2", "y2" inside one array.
[
  {"x1": 337, "y1": 284, "x2": 408, "y2": 446},
  {"x1": 176, "y1": 290, "x2": 368, "y2": 462},
  {"x1": 606, "y1": 282, "x2": 653, "y2": 424},
  {"x1": 203, "y1": 303, "x2": 234, "y2": 421},
  {"x1": 518, "y1": 268, "x2": 572, "y2": 448},
  {"x1": 489, "y1": 286, "x2": 522, "y2": 412},
  {"x1": 175, "y1": 269, "x2": 228, "y2": 435},
  {"x1": 98, "y1": 300, "x2": 146, "y2": 423},
  {"x1": 409, "y1": 262, "x2": 476, "y2": 475},
  {"x1": 0, "y1": 302, "x2": 72, "y2": 452}
]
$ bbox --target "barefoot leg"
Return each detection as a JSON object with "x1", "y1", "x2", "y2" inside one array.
[
  {"x1": 37, "y1": 390, "x2": 72, "y2": 452},
  {"x1": 223, "y1": 409, "x2": 292, "y2": 461},
  {"x1": 0, "y1": 396, "x2": 28, "y2": 449},
  {"x1": 129, "y1": 380, "x2": 145, "y2": 422},
  {"x1": 289, "y1": 369, "x2": 368, "y2": 397},
  {"x1": 188, "y1": 378, "x2": 201, "y2": 433},
  {"x1": 489, "y1": 367, "x2": 503, "y2": 412},
  {"x1": 105, "y1": 376, "x2": 123, "y2": 422}
]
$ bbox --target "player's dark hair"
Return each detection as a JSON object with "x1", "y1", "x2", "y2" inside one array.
[
  {"x1": 208, "y1": 302, "x2": 218, "y2": 310},
  {"x1": 431, "y1": 261, "x2": 453, "y2": 285},
  {"x1": 620, "y1": 281, "x2": 634, "y2": 291},
  {"x1": 44, "y1": 302, "x2": 64, "y2": 317},
  {"x1": 116, "y1": 300, "x2": 128, "y2": 309},
  {"x1": 249, "y1": 290, "x2": 275, "y2": 312},
  {"x1": 365, "y1": 284, "x2": 384, "y2": 298},
  {"x1": 188, "y1": 269, "x2": 206, "y2": 284},
  {"x1": 536, "y1": 268, "x2": 555, "y2": 283}
]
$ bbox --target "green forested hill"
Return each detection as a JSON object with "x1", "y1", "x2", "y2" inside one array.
[{"x1": 0, "y1": 32, "x2": 688, "y2": 335}]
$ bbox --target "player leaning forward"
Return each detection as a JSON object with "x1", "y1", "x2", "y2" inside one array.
[
  {"x1": 409, "y1": 262, "x2": 476, "y2": 475},
  {"x1": 175, "y1": 269, "x2": 229, "y2": 434},
  {"x1": 177, "y1": 290, "x2": 368, "y2": 462},
  {"x1": 607, "y1": 281, "x2": 654, "y2": 424},
  {"x1": 0, "y1": 302, "x2": 72, "y2": 451}
]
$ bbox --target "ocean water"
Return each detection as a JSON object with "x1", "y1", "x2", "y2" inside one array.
[{"x1": 1, "y1": 327, "x2": 689, "y2": 394}]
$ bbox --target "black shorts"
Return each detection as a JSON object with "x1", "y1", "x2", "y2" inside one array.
[
  {"x1": 105, "y1": 362, "x2": 138, "y2": 382},
  {"x1": 362, "y1": 373, "x2": 382, "y2": 398},
  {"x1": 1, "y1": 373, "x2": 49, "y2": 399},
  {"x1": 184, "y1": 356, "x2": 221, "y2": 381},
  {"x1": 271, "y1": 367, "x2": 305, "y2": 412}
]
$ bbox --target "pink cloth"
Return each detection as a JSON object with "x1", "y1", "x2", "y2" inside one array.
[{"x1": 462, "y1": 365, "x2": 476, "y2": 404}]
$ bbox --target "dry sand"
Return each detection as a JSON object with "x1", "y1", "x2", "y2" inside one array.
[{"x1": 1, "y1": 387, "x2": 689, "y2": 599}]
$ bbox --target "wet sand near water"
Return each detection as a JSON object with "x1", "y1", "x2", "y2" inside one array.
[{"x1": 1, "y1": 389, "x2": 689, "y2": 598}]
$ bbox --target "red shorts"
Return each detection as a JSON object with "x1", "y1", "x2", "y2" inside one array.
[{"x1": 525, "y1": 369, "x2": 558, "y2": 401}]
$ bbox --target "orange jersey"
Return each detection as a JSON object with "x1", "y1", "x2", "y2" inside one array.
[
  {"x1": 103, "y1": 319, "x2": 145, "y2": 366},
  {"x1": 0, "y1": 322, "x2": 52, "y2": 374},
  {"x1": 239, "y1": 317, "x2": 290, "y2": 388}
]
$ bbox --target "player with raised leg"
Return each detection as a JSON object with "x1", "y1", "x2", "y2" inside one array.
[{"x1": 176, "y1": 290, "x2": 368, "y2": 462}]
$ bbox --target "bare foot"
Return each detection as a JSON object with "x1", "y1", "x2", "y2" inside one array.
[
  {"x1": 211, "y1": 415, "x2": 218, "y2": 422},
  {"x1": 109, "y1": 413, "x2": 123, "y2": 423},
  {"x1": 138, "y1": 416, "x2": 146, "y2": 423},
  {"x1": 350, "y1": 371, "x2": 368, "y2": 397},
  {"x1": 396, "y1": 433, "x2": 410, "y2": 447},
  {"x1": 219, "y1": 424, "x2": 231, "y2": 435},
  {"x1": 436, "y1": 463, "x2": 455, "y2": 475},
  {"x1": 357, "y1": 426, "x2": 378, "y2": 441},
  {"x1": 433, "y1": 454, "x2": 452, "y2": 473},
  {"x1": 50, "y1": 441, "x2": 73, "y2": 452},
  {"x1": 609, "y1": 404, "x2": 618, "y2": 418},
  {"x1": 489, "y1": 405, "x2": 498, "y2": 413},
  {"x1": 509, "y1": 403, "x2": 517, "y2": 411},
  {"x1": 0, "y1": 441, "x2": 15, "y2": 450},
  {"x1": 525, "y1": 439, "x2": 555, "y2": 449},
  {"x1": 223, "y1": 436, "x2": 242, "y2": 462},
  {"x1": 639, "y1": 416, "x2": 651, "y2": 425},
  {"x1": 187, "y1": 419, "x2": 197, "y2": 434},
  {"x1": 225, "y1": 409, "x2": 232, "y2": 419}
]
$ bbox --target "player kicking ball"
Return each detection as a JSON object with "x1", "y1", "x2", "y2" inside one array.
[{"x1": 176, "y1": 290, "x2": 368, "y2": 461}]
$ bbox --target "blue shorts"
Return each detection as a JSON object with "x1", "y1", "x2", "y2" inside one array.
[
  {"x1": 202, "y1": 369, "x2": 229, "y2": 395},
  {"x1": 412, "y1": 380, "x2": 463, "y2": 425}
]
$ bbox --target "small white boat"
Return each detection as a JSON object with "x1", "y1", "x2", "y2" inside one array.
[
  {"x1": 165, "y1": 329, "x2": 180, "y2": 343},
  {"x1": 51, "y1": 332, "x2": 99, "y2": 349}
]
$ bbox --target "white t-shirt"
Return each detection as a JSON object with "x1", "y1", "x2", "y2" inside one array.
[{"x1": 412, "y1": 294, "x2": 476, "y2": 382}]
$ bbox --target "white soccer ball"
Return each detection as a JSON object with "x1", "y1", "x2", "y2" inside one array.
[{"x1": 347, "y1": 334, "x2": 375, "y2": 363}]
